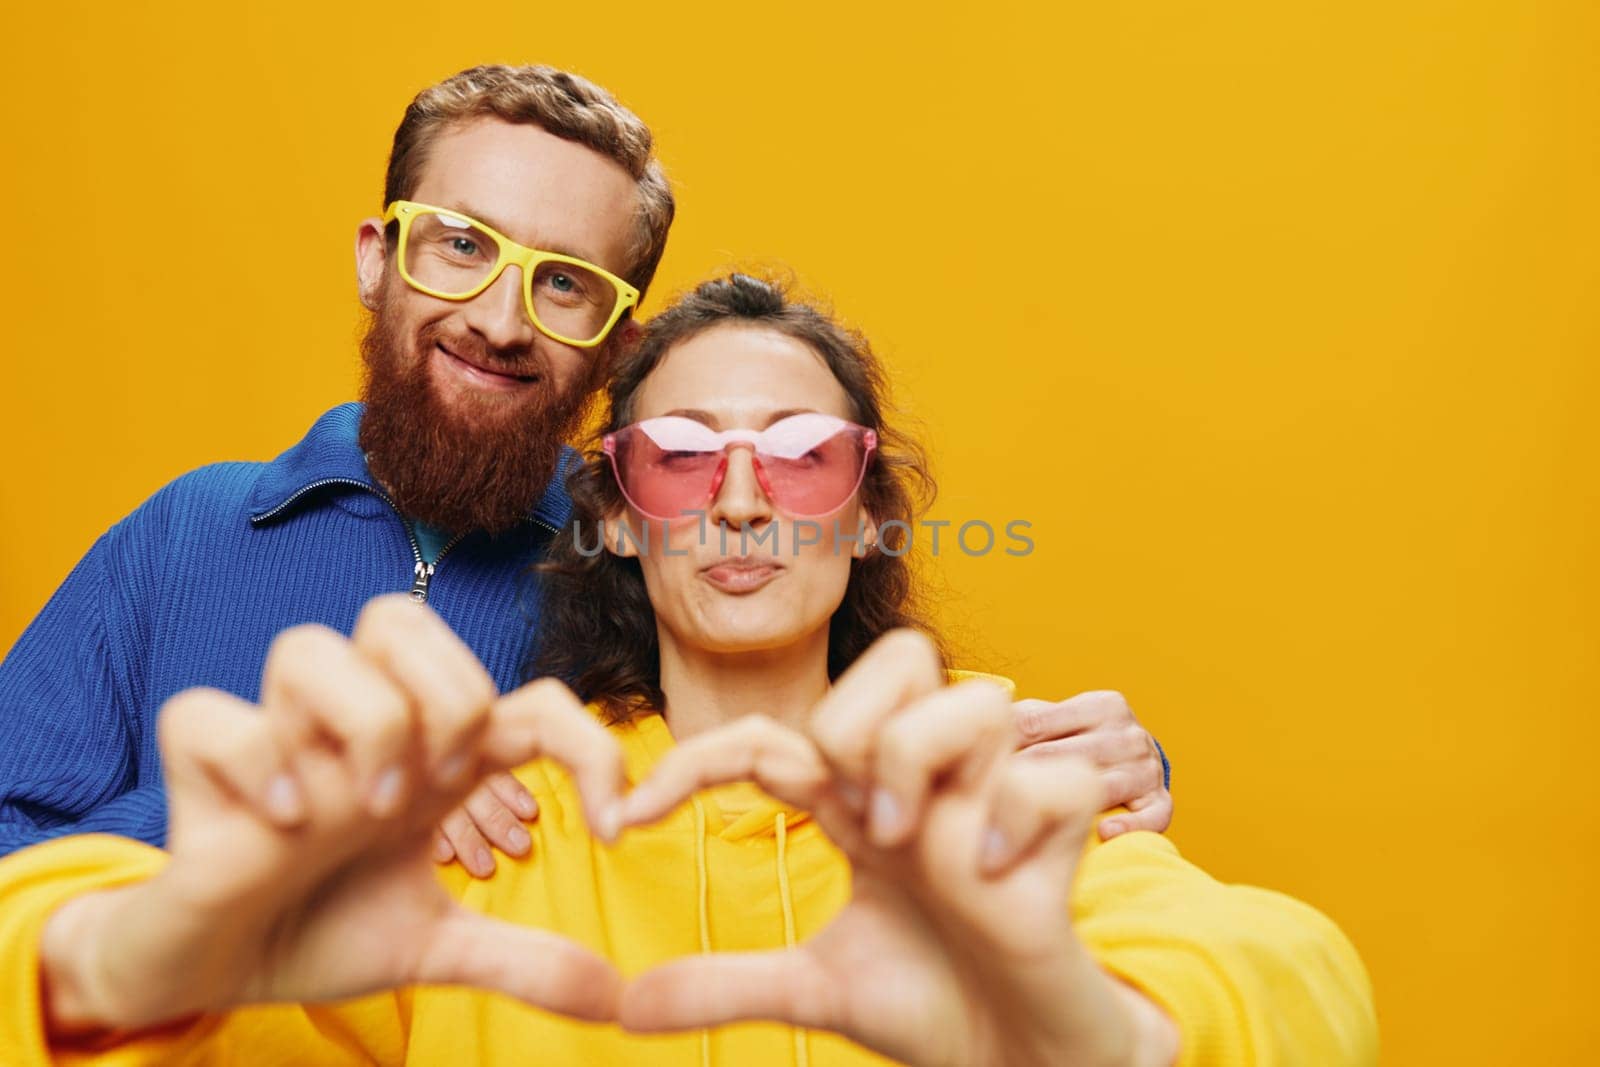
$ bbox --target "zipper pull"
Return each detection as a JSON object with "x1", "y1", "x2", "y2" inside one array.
[{"x1": 409, "y1": 560, "x2": 436, "y2": 603}]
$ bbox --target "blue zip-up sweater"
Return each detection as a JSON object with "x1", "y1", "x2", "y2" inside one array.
[{"x1": 0, "y1": 404, "x2": 575, "y2": 856}]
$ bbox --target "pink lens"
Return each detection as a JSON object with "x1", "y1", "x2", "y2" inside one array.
[
  {"x1": 753, "y1": 421, "x2": 874, "y2": 516},
  {"x1": 603, "y1": 414, "x2": 876, "y2": 520},
  {"x1": 604, "y1": 420, "x2": 726, "y2": 519}
]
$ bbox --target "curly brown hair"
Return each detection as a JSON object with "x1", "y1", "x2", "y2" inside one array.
[{"x1": 529, "y1": 273, "x2": 948, "y2": 721}]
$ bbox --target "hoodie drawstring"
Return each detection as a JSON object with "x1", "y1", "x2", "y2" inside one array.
[
  {"x1": 693, "y1": 797, "x2": 712, "y2": 1067},
  {"x1": 690, "y1": 798, "x2": 810, "y2": 1067},
  {"x1": 775, "y1": 813, "x2": 810, "y2": 1067}
]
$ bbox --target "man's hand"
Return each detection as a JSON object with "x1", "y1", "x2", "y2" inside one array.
[
  {"x1": 40, "y1": 595, "x2": 628, "y2": 1037},
  {"x1": 433, "y1": 772, "x2": 541, "y2": 878},
  {"x1": 1013, "y1": 691, "x2": 1173, "y2": 838},
  {"x1": 615, "y1": 632, "x2": 1180, "y2": 1067}
]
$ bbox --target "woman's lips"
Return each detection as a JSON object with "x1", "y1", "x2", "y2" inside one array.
[
  {"x1": 700, "y1": 559, "x2": 783, "y2": 594},
  {"x1": 434, "y1": 341, "x2": 539, "y2": 392}
]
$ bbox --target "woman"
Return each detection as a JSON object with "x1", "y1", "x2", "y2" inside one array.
[{"x1": 7, "y1": 275, "x2": 1376, "y2": 1065}]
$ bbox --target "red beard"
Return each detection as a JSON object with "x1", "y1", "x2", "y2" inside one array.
[{"x1": 357, "y1": 287, "x2": 599, "y2": 536}]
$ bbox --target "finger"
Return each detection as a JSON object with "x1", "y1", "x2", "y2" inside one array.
[
  {"x1": 420, "y1": 907, "x2": 622, "y2": 1023},
  {"x1": 1012, "y1": 690, "x2": 1133, "y2": 747},
  {"x1": 159, "y1": 688, "x2": 305, "y2": 827},
  {"x1": 809, "y1": 628, "x2": 944, "y2": 786},
  {"x1": 261, "y1": 623, "x2": 414, "y2": 815},
  {"x1": 485, "y1": 771, "x2": 539, "y2": 821},
  {"x1": 1095, "y1": 757, "x2": 1165, "y2": 812},
  {"x1": 979, "y1": 756, "x2": 1104, "y2": 876},
  {"x1": 1099, "y1": 788, "x2": 1174, "y2": 839},
  {"x1": 439, "y1": 808, "x2": 496, "y2": 878},
  {"x1": 352, "y1": 594, "x2": 498, "y2": 786},
  {"x1": 620, "y1": 949, "x2": 838, "y2": 1034},
  {"x1": 482, "y1": 678, "x2": 627, "y2": 841},
  {"x1": 869, "y1": 680, "x2": 1013, "y2": 848},
  {"x1": 619, "y1": 715, "x2": 829, "y2": 829},
  {"x1": 432, "y1": 827, "x2": 456, "y2": 864},
  {"x1": 1016, "y1": 725, "x2": 1149, "y2": 768},
  {"x1": 464, "y1": 782, "x2": 533, "y2": 858}
]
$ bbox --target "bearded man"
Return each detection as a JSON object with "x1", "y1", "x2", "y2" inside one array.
[{"x1": 0, "y1": 64, "x2": 1172, "y2": 875}]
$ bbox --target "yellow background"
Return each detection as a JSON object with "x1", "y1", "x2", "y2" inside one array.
[{"x1": 2, "y1": 2, "x2": 1595, "y2": 1062}]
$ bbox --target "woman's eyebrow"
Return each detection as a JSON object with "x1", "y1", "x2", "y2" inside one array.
[
  {"x1": 657, "y1": 407, "x2": 822, "y2": 430},
  {"x1": 762, "y1": 408, "x2": 819, "y2": 427},
  {"x1": 660, "y1": 408, "x2": 719, "y2": 428}
]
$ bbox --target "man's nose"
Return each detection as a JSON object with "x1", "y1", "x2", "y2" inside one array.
[
  {"x1": 462, "y1": 266, "x2": 536, "y2": 350},
  {"x1": 708, "y1": 446, "x2": 774, "y2": 532}
]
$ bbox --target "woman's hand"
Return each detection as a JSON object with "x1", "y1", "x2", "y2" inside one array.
[
  {"x1": 616, "y1": 630, "x2": 1180, "y2": 1067},
  {"x1": 41, "y1": 595, "x2": 628, "y2": 1037}
]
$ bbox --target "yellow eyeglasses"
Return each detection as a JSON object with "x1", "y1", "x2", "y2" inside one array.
[{"x1": 382, "y1": 200, "x2": 640, "y2": 349}]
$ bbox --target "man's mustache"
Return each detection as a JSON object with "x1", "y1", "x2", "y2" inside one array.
[{"x1": 420, "y1": 324, "x2": 548, "y2": 381}]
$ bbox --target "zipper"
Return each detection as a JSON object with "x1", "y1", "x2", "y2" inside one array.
[
  {"x1": 408, "y1": 530, "x2": 468, "y2": 603},
  {"x1": 415, "y1": 516, "x2": 561, "y2": 600},
  {"x1": 252, "y1": 478, "x2": 441, "y2": 603},
  {"x1": 253, "y1": 477, "x2": 563, "y2": 606},
  {"x1": 251, "y1": 477, "x2": 381, "y2": 526}
]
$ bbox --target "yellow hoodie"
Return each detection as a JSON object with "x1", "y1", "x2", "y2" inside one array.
[{"x1": 0, "y1": 700, "x2": 1377, "y2": 1067}]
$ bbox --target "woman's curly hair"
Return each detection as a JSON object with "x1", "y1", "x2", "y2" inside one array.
[{"x1": 528, "y1": 273, "x2": 947, "y2": 722}]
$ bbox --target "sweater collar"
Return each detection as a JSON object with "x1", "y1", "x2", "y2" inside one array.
[{"x1": 247, "y1": 402, "x2": 578, "y2": 532}]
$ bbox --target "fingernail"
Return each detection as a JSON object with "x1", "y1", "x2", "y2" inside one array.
[
  {"x1": 516, "y1": 793, "x2": 539, "y2": 820},
  {"x1": 869, "y1": 788, "x2": 903, "y2": 845},
  {"x1": 368, "y1": 766, "x2": 406, "y2": 816},
  {"x1": 433, "y1": 835, "x2": 454, "y2": 863},
  {"x1": 264, "y1": 774, "x2": 304, "y2": 823},
  {"x1": 980, "y1": 827, "x2": 1010, "y2": 874},
  {"x1": 1100, "y1": 819, "x2": 1124, "y2": 839},
  {"x1": 837, "y1": 781, "x2": 865, "y2": 813},
  {"x1": 507, "y1": 827, "x2": 532, "y2": 854},
  {"x1": 473, "y1": 847, "x2": 494, "y2": 876}
]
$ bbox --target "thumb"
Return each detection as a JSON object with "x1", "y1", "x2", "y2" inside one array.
[
  {"x1": 416, "y1": 906, "x2": 623, "y2": 1023},
  {"x1": 619, "y1": 948, "x2": 839, "y2": 1034}
]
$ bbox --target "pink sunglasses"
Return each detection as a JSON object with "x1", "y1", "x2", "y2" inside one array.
[{"x1": 602, "y1": 413, "x2": 878, "y2": 520}]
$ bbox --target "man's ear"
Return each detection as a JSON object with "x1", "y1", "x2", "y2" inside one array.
[
  {"x1": 354, "y1": 217, "x2": 388, "y2": 311},
  {"x1": 594, "y1": 318, "x2": 641, "y2": 376},
  {"x1": 604, "y1": 511, "x2": 643, "y2": 558},
  {"x1": 592, "y1": 318, "x2": 640, "y2": 379}
]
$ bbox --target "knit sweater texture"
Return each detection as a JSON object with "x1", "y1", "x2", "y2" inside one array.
[{"x1": 0, "y1": 404, "x2": 575, "y2": 855}]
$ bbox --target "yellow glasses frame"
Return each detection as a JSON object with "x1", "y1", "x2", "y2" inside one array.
[{"x1": 382, "y1": 199, "x2": 640, "y2": 349}]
